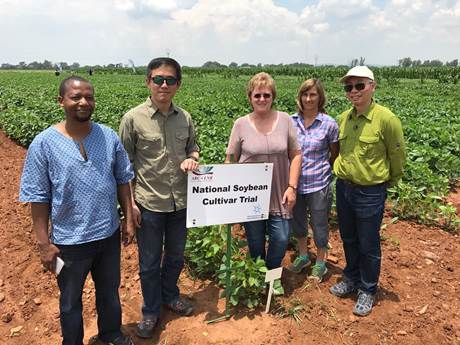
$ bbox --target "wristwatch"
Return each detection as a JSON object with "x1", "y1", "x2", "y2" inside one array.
[{"x1": 288, "y1": 184, "x2": 297, "y2": 191}]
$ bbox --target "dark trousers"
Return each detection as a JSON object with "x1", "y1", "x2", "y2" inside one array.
[
  {"x1": 136, "y1": 207, "x2": 187, "y2": 317},
  {"x1": 56, "y1": 230, "x2": 122, "y2": 345},
  {"x1": 336, "y1": 179, "x2": 387, "y2": 294}
]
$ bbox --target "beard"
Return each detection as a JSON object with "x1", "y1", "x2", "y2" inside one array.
[{"x1": 74, "y1": 111, "x2": 92, "y2": 122}]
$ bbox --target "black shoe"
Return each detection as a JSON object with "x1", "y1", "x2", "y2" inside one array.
[
  {"x1": 108, "y1": 335, "x2": 134, "y2": 345},
  {"x1": 136, "y1": 316, "x2": 159, "y2": 339},
  {"x1": 164, "y1": 298, "x2": 193, "y2": 316}
]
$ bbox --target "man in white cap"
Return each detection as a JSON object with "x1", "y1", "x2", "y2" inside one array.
[{"x1": 330, "y1": 66, "x2": 406, "y2": 316}]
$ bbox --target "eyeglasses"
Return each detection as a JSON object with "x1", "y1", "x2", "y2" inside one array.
[
  {"x1": 151, "y1": 75, "x2": 178, "y2": 86},
  {"x1": 343, "y1": 82, "x2": 372, "y2": 93},
  {"x1": 253, "y1": 93, "x2": 272, "y2": 99}
]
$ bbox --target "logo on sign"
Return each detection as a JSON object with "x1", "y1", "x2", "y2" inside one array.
[{"x1": 191, "y1": 166, "x2": 214, "y2": 182}]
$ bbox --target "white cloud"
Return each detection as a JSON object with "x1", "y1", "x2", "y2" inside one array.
[
  {"x1": 0, "y1": 0, "x2": 459, "y2": 66},
  {"x1": 114, "y1": 0, "x2": 178, "y2": 14},
  {"x1": 172, "y1": 0, "x2": 303, "y2": 42}
]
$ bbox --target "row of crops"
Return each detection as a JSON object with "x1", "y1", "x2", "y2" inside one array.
[
  {"x1": 1, "y1": 68, "x2": 459, "y2": 306},
  {"x1": 77, "y1": 66, "x2": 460, "y2": 84}
]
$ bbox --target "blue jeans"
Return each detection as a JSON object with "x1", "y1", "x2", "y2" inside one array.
[
  {"x1": 336, "y1": 179, "x2": 387, "y2": 294},
  {"x1": 56, "y1": 230, "x2": 122, "y2": 345},
  {"x1": 243, "y1": 216, "x2": 291, "y2": 270},
  {"x1": 136, "y1": 206, "x2": 187, "y2": 317}
]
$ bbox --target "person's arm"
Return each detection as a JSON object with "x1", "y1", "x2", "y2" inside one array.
[
  {"x1": 224, "y1": 153, "x2": 240, "y2": 163},
  {"x1": 225, "y1": 120, "x2": 242, "y2": 163},
  {"x1": 31, "y1": 203, "x2": 60, "y2": 272},
  {"x1": 126, "y1": 180, "x2": 141, "y2": 228},
  {"x1": 385, "y1": 116, "x2": 406, "y2": 187},
  {"x1": 282, "y1": 149, "x2": 301, "y2": 211},
  {"x1": 118, "y1": 115, "x2": 142, "y2": 227},
  {"x1": 180, "y1": 151, "x2": 200, "y2": 172},
  {"x1": 329, "y1": 141, "x2": 339, "y2": 167},
  {"x1": 181, "y1": 115, "x2": 200, "y2": 172},
  {"x1": 328, "y1": 118, "x2": 340, "y2": 167},
  {"x1": 117, "y1": 183, "x2": 134, "y2": 245}
]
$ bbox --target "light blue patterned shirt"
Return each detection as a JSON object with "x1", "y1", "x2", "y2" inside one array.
[{"x1": 19, "y1": 123, "x2": 134, "y2": 245}]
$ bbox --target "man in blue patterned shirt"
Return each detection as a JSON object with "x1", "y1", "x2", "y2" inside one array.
[{"x1": 19, "y1": 76, "x2": 135, "y2": 345}]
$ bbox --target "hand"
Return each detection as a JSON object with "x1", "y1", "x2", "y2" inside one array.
[
  {"x1": 121, "y1": 218, "x2": 135, "y2": 246},
  {"x1": 180, "y1": 158, "x2": 199, "y2": 172},
  {"x1": 38, "y1": 243, "x2": 60, "y2": 272},
  {"x1": 282, "y1": 187, "x2": 297, "y2": 212},
  {"x1": 132, "y1": 204, "x2": 142, "y2": 228}
]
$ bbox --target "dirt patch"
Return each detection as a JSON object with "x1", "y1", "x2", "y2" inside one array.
[{"x1": 1, "y1": 130, "x2": 459, "y2": 345}]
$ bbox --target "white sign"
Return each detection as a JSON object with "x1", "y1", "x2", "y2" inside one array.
[
  {"x1": 264, "y1": 267, "x2": 283, "y2": 313},
  {"x1": 186, "y1": 163, "x2": 273, "y2": 228}
]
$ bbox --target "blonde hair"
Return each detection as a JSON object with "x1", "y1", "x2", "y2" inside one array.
[
  {"x1": 246, "y1": 72, "x2": 277, "y2": 101},
  {"x1": 296, "y1": 79, "x2": 326, "y2": 114}
]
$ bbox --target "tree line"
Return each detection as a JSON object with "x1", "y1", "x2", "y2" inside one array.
[
  {"x1": 398, "y1": 57, "x2": 458, "y2": 67},
  {"x1": 1, "y1": 58, "x2": 459, "y2": 70}
]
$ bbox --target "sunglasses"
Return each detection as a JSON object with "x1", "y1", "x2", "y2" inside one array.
[
  {"x1": 343, "y1": 82, "x2": 372, "y2": 93},
  {"x1": 151, "y1": 75, "x2": 178, "y2": 86},
  {"x1": 253, "y1": 93, "x2": 272, "y2": 99}
]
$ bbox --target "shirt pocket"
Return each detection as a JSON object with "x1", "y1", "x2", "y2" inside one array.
[
  {"x1": 307, "y1": 132, "x2": 328, "y2": 152},
  {"x1": 137, "y1": 135, "x2": 163, "y2": 158},
  {"x1": 357, "y1": 135, "x2": 380, "y2": 158},
  {"x1": 175, "y1": 128, "x2": 189, "y2": 154}
]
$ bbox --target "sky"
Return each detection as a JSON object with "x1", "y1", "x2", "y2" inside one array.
[{"x1": 0, "y1": 0, "x2": 459, "y2": 67}]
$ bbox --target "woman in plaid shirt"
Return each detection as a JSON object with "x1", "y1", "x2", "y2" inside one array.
[{"x1": 288, "y1": 79, "x2": 339, "y2": 282}]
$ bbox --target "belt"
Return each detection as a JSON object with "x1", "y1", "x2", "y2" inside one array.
[{"x1": 340, "y1": 179, "x2": 386, "y2": 188}]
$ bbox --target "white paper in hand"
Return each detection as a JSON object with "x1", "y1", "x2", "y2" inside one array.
[{"x1": 55, "y1": 257, "x2": 65, "y2": 276}]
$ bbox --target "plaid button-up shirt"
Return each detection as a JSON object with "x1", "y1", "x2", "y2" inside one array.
[{"x1": 291, "y1": 112, "x2": 339, "y2": 194}]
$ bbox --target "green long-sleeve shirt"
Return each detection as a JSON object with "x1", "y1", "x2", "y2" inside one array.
[{"x1": 333, "y1": 101, "x2": 406, "y2": 187}]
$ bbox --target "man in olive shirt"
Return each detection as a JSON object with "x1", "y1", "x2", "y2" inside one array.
[
  {"x1": 119, "y1": 57, "x2": 199, "y2": 338},
  {"x1": 330, "y1": 66, "x2": 406, "y2": 316}
]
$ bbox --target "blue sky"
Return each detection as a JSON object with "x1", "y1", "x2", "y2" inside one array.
[{"x1": 0, "y1": 0, "x2": 459, "y2": 67}]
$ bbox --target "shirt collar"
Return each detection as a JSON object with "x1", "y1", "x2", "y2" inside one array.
[
  {"x1": 350, "y1": 101, "x2": 375, "y2": 121},
  {"x1": 294, "y1": 112, "x2": 324, "y2": 128},
  {"x1": 145, "y1": 97, "x2": 179, "y2": 117},
  {"x1": 292, "y1": 112, "x2": 324, "y2": 130}
]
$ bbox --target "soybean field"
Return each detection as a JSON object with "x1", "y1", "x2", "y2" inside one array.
[{"x1": 1, "y1": 68, "x2": 460, "y2": 308}]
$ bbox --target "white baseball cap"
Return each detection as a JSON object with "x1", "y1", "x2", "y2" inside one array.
[{"x1": 341, "y1": 66, "x2": 374, "y2": 82}]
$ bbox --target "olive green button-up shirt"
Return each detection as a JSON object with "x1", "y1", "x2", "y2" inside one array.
[
  {"x1": 119, "y1": 97, "x2": 199, "y2": 212},
  {"x1": 333, "y1": 101, "x2": 406, "y2": 187}
]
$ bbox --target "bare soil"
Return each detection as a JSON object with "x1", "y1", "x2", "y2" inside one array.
[{"x1": 1, "y1": 130, "x2": 459, "y2": 345}]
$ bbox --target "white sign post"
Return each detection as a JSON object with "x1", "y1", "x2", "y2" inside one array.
[
  {"x1": 186, "y1": 163, "x2": 273, "y2": 228},
  {"x1": 264, "y1": 267, "x2": 283, "y2": 313}
]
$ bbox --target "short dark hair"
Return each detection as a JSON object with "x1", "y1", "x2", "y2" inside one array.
[
  {"x1": 146, "y1": 57, "x2": 182, "y2": 82},
  {"x1": 59, "y1": 76, "x2": 93, "y2": 97}
]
